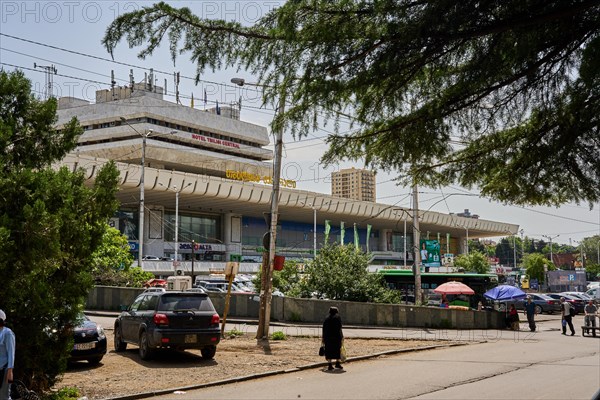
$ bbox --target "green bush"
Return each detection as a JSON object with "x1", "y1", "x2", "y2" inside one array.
[{"x1": 271, "y1": 331, "x2": 287, "y2": 340}]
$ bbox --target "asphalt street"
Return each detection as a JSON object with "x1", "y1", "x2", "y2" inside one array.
[{"x1": 88, "y1": 312, "x2": 600, "y2": 400}]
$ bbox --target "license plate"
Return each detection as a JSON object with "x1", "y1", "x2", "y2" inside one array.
[
  {"x1": 74, "y1": 342, "x2": 96, "y2": 350},
  {"x1": 184, "y1": 334, "x2": 197, "y2": 343}
]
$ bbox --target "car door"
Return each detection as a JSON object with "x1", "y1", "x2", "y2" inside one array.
[{"x1": 121, "y1": 295, "x2": 145, "y2": 341}]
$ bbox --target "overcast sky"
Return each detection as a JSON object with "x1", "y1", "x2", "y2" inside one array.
[{"x1": 1, "y1": 0, "x2": 598, "y2": 245}]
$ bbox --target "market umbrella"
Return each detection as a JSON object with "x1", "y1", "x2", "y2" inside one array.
[
  {"x1": 483, "y1": 285, "x2": 527, "y2": 301},
  {"x1": 434, "y1": 281, "x2": 475, "y2": 295}
]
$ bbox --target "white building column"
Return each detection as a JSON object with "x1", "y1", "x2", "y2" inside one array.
[
  {"x1": 224, "y1": 213, "x2": 243, "y2": 262},
  {"x1": 379, "y1": 229, "x2": 393, "y2": 251},
  {"x1": 458, "y1": 236, "x2": 468, "y2": 255}
]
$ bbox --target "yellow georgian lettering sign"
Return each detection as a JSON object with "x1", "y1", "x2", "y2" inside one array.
[{"x1": 226, "y1": 170, "x2": 296, "y2": 188}]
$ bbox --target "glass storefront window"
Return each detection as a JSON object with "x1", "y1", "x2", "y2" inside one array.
[{"x1": 164, "y1": 212, "x2": 221, "y2": 244}]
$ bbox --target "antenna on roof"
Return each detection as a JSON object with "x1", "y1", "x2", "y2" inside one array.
[
  {"x1": 34, "y1": 62, "x2": 57, "y2": 100},
  {"x1": 174, "y1": 72, "x2": 180, "y2": 104},
  {"x1": 129, "y1": 69, "x2": 134, "y2": 93}
]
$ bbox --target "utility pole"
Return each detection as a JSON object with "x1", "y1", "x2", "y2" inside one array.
[
  {"x1": 258, "y1": 87, "x2": 286, "y2": 339},
  {"x1": 512, "y1": 235, "x2": 516, "y2": 269},
  {"x1": 412, "y1": 182, "x2": 422, "y2": 304},
  {"x1": 542, "y1": 234, "x2": 560, "y2": 265}
]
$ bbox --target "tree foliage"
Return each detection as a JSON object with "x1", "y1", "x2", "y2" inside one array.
[
  {"x1": 0, "y1": 70, "x2": 120, "y2": 392},
  {"x1": 252, "y1": 258, "x2": 303, "y2": 294},
  {"x1": 523, "y1": 253, "x2": 556, "y2": 282},
  {"x1": 453, "y1": 251, "x2": 490, "y2": 274},
  {"x1": 103, "y1": 1, "x2": 600, "y2": 206},
  {"x1": 296, "y1": 244, "x2": 399, "y2": 303},
  {"x1": 91, "y1": 227, "x2": 153, "y2": 287}
]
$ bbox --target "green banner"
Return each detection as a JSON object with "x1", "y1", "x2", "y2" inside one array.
[
  {"x1": 420, "y1": 239, "x2": 442, "y2": 267},
  {"x1": 324, "y1": 220, "x2": 331, "y2": 243},
  {"x1": 366, "y1": 224, "x2": 372, "y2": 251},
  {"x1": 354, "y1": 223, "x2": 359, "y2": 250},
  {"x1": 340, "y1": 221, "x2": 345, "y2": 244}
]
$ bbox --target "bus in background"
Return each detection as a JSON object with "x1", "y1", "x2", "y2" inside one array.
[{"x1": 378, "y1": 269, "x2": 498, "y2": 307}]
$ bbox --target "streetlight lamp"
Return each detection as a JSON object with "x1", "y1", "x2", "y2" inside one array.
[
  {"x1": 232, "y1": 77, "x2": 286, "y2": 339},
  {"x1": 120, "y1": 117, "x2": 153, "y2": 267},
  {"x1": 159, "y1": 182, "x2": 193, "y2": 264},
  {"x1": 120, "y1": 117, "x2": 176, "y2": 267},
  {"x1": 542, "y1": 234, "x2": 560, "y2": 265}
]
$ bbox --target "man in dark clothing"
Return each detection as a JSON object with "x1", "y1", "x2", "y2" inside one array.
[
  {"x1": 322, "y1": 306, "x2": 344, "y2": 370},
  {"x1": 523, "y1": 296, "x2": 537, "y2": 332}
]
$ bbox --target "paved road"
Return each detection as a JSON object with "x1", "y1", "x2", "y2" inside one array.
[{"x1": 132, "y1": 317, "x2": 597, "y2": 400}]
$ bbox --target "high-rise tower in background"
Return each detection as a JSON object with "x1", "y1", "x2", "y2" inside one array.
[{"x1": 331, "y1": 168, "x2": 376, "y2": 202}]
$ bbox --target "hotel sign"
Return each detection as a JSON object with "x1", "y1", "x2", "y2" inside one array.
[
  {"x1": 226, "y1": 170, "x2": 296, "y2": 188},
  {"x1": 189, "y1": 133, "x2": 240, "y2": 149}
]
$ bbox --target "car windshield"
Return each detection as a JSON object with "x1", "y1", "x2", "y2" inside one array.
[{"x1": 158, "y1": 294, "x2": 214, "y2": 312}]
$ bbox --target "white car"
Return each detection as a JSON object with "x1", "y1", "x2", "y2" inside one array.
[
  {"x1": 587, "y1": 282, "x2": 600, "y2": 290},
  {"x1": 586, "y1": 287, "x2": 600, "y2": 301}
]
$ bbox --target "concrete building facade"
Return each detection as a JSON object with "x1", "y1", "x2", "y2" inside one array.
[{"x1": 56, "y1": 82, "x2": 519, "y2": 276}]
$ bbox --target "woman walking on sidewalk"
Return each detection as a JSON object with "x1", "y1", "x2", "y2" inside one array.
[{"x1": 322, "y1": 307, "x2": 344, "y2": 370}]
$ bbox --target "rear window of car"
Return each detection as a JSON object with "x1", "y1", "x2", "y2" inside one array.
[{"x1": 158, "y1": 294, "x2": 215, "y2": 312}]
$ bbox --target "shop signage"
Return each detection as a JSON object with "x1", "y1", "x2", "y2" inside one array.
[{"x1": 226, "y1": 170, "x2": 296, "y2": 188}]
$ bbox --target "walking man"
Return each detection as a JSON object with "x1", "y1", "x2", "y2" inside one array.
[
  {"x1": 584, "y1": 300, "x2": 598, "y2": 337},
  {"x1": 560, "y1": 297, "x2": 575, "y2": 336},
  {"x1": 523, "y1": 296, "x2": 537, "y2": 332},
  {"x1": 0, "y1": 309, "x2": 15, "y2": 400}
]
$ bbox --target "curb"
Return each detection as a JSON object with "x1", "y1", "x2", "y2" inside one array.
[{"x1": 105, "y1": 342, "x2": 470, "y2": 400}]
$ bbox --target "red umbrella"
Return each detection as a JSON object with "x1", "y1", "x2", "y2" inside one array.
[{"x1": 434, "y1": 281, "x2": 475, "y2": 295}]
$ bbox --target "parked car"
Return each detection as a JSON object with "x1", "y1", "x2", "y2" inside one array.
[
  {"x1": 587, "y1": 282, "x2": 600, "y2": 290},
  {"x1": 69, "y1": 314, "x2": 107, "y2": 365},
  {"x1": 561, "y1": 291, "x2": 592, "y2": 301},
  {"x1": 586, "y1": 287, "x2": 600, "y2": 302},
  {"x1": 546, "y1": 293, "x2": 585, "y2": 314},
  {"x1": 185, "y1": 287, "x2": 206, "y2": 293},
  {"x1": 143, "y1": 287, "x2": 167, "y2": 294},
  {"x1": 514, "y1": 294, "x2": 561, "y2": 314},
  {"x1": 114, "y1": 291, "x2": 221, "y2": 360},
  {"x1": 142, "y1": 255, "x2": 161, "y2": 260}
]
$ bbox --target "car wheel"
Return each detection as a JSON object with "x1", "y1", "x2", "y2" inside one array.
[
  {"x1": 201, "y1": 345, "x2": 216, "y2": 360},
  {"x1": 139, "y1": 331, "x2": 154, "y2": 360},
  {"x1": 88, "y1": 356, "x2": 103, "y2": 365},
  {"x1": 114, "y1": 325, "x2": 127, "y2": 352},
  {"x1": 534, "y1": 305, "x2": 543, "y2": 314}
]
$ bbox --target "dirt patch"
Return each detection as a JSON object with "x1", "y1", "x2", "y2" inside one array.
[{"x1": 56, "y1": 330, "x2": 452, "y2": 399}]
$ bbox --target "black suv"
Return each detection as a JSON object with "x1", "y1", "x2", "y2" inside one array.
[{"x1": 114, "y1": 291, "x2": 221, "y2": 360}]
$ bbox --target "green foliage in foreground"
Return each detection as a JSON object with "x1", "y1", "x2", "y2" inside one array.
[{"x1": 0, "y1": 70, "x2": 120, "y2": 393}]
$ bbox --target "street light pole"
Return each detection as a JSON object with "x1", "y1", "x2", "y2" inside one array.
[
  {"x1": 513, "y1": 235, "x2": 517, "y2": 269},
  {"x1": 412, "y1": 182, "x2": 422, "y2": 304},
  {"x1": 465, "y1": 227, "x2": 469, "y2": 255},
  {"x1": 313, "y1": 207, "x2": 317, "y2": 259},
  {"x1": 542, "y1": 234, "x2": 560, "y2": 265},
  {"x1": 159, "y1": 182, "x2": 193, "y2": 264},
  {"x1": 120, "y1": 117, "x2": 152, "y2": 267}
]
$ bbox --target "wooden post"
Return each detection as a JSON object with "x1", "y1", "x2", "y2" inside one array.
[{"x1": 221, "y1": 273, "x2": 235, "y2": 337}]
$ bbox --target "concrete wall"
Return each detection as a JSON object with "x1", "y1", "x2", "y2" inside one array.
[{"x1": 87, "y1": 286, "x2": 505, "y2": 329}]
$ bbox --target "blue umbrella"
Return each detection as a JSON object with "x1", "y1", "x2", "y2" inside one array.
[{"x1": 484, "y1": 285, "x2": 527, "y2": 301}]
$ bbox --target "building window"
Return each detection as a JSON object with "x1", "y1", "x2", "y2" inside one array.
[{"x1": 164, "y1": 212, "x2": 221, "y2": 244}]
